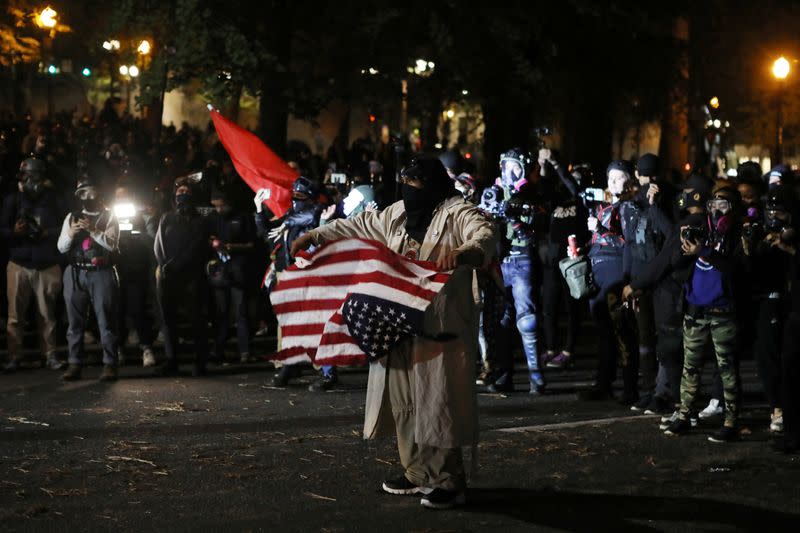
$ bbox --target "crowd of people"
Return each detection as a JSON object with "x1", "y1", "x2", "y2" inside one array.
[{"x1": 1, "y1": 102, "x2": 799, "y2": 475}]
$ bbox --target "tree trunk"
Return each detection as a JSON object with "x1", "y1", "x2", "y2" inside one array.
[
  {"x1": 658, "y1": 16, "x2": 690, "y2": 174},
  {"x1": 256, "y1": 4, "x2": 293, "y2": 158}
]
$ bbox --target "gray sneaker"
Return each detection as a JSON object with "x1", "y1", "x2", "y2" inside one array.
[
  {"x1": 142, "y1": 348, "x2": 156, "y2": 368},
  {"x1": 46, "y1": 356, "x2": 66, "y2": 371},
  {"x1": 3, "y1": 359, "x2": 20, "y2": 374}
]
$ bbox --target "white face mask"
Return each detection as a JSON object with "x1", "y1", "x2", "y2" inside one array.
[{"x1": 342, "y1": 189, "x2": 365, "y2": 217}]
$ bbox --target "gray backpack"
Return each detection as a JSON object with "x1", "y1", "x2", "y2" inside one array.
[{"x1": 559, "y1": 255, "x2": 595, "y2": 299}]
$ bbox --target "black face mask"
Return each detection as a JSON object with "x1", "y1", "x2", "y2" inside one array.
[
  {"x1": 402, "y1": 184, "x2": 437, "y2": 242},
  {"x1": 292, "y1": 199, "x2": 312, "y2": 212},
  {"x1": 175, "y1": 193, "x2": 193, "y2": 211},
  {"x1": 82, "y1": 198, "x2": 100, "y2": 213}
]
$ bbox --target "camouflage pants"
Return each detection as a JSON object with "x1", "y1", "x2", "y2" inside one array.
[{"x1": 680, "y1": 312, "x2": 739, "y2": 425}]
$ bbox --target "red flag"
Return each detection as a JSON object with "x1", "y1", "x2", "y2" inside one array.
[
  {"x1": 268, "y1": 238, "x2": 452, "y2": 367},
  {"x1": 209, "y1": 107, "x2": 298, "y2": 218}
]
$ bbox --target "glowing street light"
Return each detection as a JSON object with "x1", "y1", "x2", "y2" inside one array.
[
  {"x1": 103, "y1": 39, "x2": 121, "y2": 51},
  {"x1": 446, "y1": 109, "x2": 455, "y2": 119},
  {"x1": 128, "y1": 65, "x2": 139, "y2": 77},
  {"x1": 137, "y1": 39, "x2": 151, "y2": 55},
  {"x1": 36, "y1": 6, "x2": 58, "y2": 29},
  {"x1": 709, "y1": 96, "x2": 720, "y2": 109},
  {"x1": 772, "y1": 56, "x2": 791, "y2": 164},
  {"x1": 411, "y1": 58, "x2": 435, "y2": 77},
  {"x1": 119, "y1": 65, "x2": 129, "y2": 76},
  {"x1": 773, "y1": 56, "x2": 791, "y2": 80}
]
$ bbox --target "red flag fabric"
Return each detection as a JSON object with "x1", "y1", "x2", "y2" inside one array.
[
  {"x1": 209, "y1": 107, "x2": 298, "y2": 218},
  {"x1": 268, "y1": 238, "x2": 452, "y2": 367}
]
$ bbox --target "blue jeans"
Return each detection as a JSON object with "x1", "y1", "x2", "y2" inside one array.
[{"x1": 498, "y1": 254, "x2": 543, "y2": 387}]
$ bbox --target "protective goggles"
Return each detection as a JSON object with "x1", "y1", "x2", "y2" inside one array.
[{"x1": 706, "y1": 198, "x2": 731, "y2": 212}]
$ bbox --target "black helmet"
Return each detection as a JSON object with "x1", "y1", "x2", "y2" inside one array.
[
  {"x1": 75, "y1": 175, "x2": 98, "y2": 196},
  {"x1": 18, "y1": 157, "x2": 46, "y2": 178},
  {"x1": 292, "y1": 176, "x2": 317, "y2": 197},
  {"x1": 499, "y1": 148, "x2": 533, "y2": 175}
]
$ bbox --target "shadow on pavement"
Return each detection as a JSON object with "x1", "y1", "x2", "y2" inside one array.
[{"x1": 465, "y1": 487, "x2": 799, "y2": 531}]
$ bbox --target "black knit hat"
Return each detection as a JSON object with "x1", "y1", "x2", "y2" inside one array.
[
  {"x1": 636, "y1": 153, "x2": 660, "y2": 177},
  {"x1": 681, "y1": 173, "x2": 713, "y2": 195}
]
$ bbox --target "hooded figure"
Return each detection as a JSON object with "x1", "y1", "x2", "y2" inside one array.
[
  {"x1": 399, "y1": 156, "x2": 460, "y2": 243},
  {"x1": 295, "y1": 154, "x2": 495, "y2": 508}
]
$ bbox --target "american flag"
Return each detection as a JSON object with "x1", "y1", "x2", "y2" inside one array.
[{"x1": 268, "y1": 238, "x2": 451, "y2": 366}]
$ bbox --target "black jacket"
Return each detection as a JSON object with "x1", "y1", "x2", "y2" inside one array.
[
  {"x1": 154, "y1": 209, "x2": 211, "y2": 277},
  {"x1": 0, "y1": 189, "x2": 65, "y2": 269}
]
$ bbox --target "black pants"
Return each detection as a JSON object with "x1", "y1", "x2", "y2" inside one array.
[
  {"x1": 541, "y1": 264, "x2": 580, "y2": 354},
  {"x1": 781, "y1": 310, "x2": 800, "y2": 446},
  {"x1": 590, "y1": 285, "x2": 639, "y2": 396},
  {"x1": 214, "y1": 285, "x2": 251, "y2": 358},
  {"x1": 653, "y1": 284, "x2": 684, "y2": 402},
  {"x1": 117, "y1": 274, "x2": 155, "y2": 349},
  {"x1": 755, "y1": 298, "x2": 785, "y2": 409},
  {"x1": 157, "y1": 272, "x2": 208, "y2": 365}
]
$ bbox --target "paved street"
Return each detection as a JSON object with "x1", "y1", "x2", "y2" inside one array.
[{"x1": 1, "y1": 337, "x2": 799, "y2": 532}]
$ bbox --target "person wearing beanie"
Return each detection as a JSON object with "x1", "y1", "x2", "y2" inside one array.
[
  {"x1": 622, "y1": 177, "x2": 711, "y2": 420},
  {"x1": 57, "y1": 177, "x2": 120, "y2": 382},
  {"x1": 621, "y1": 153, "x2": 674, "y2": 410},
  {"x1": 153, "y1": 178, "x2": 212, "y2": 377},
  {"x1": 292, "y1": 154, "x2": 495, "y2": 509},
  {"x1": 662, "y1": 183, "x2": 748, "y2": 443}
]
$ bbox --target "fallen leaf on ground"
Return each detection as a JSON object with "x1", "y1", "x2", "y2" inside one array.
[
  {"x1": 304, "y1": 491, "x2": 336, "y2": 502},
  {"x1": 106, "y1": 456, "x2": 157, "y2": 468},
  {"x1": 7, "y1": 417, "x2": 49, "y2": 427}
]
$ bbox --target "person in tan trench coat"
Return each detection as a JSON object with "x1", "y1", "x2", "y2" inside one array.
[{"x1": 292, "y1": 156, "x2": 495, "y2": 509}]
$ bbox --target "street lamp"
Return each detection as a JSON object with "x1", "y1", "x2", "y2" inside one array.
[
  {"x1": 36, "y1": 6, "x2": 57, "y2": 31},
  {"x1": 772, "y1": 56, "x2": 791, "y2": 164},
  {"x1": 137, "y1": 39, "x2": 151, "y2": 55},
  {"x1": 709, "y1": 96, "x2": 720, "y2": 109},
  {"x1": 35, "y1": 7, "x2": 59, "y2": 118}
]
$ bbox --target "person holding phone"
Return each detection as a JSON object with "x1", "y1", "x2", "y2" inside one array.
[{"x1": 57, "y1": 177, "x2": 120, "y2": 381}]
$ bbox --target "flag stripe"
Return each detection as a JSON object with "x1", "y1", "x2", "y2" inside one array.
[
  {"x1": 268, "y1": 238, "x2": 450, "y2": 366},
  {"x1": 271, "y1": 299, "x2": 343, "y2": 314},
  {"x1": 275, "y1": 257, "x2": 448, "y2": 290},
  {"x1": 272, "y1": 271, "x2": 445, "y2": 301}
]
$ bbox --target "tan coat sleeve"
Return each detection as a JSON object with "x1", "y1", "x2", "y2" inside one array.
[{"x1": 451, "y1": 203, "x2": 496, "y2": 268}]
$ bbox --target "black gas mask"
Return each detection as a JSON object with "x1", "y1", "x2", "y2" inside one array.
[
  {"x1": 76, "y1": 187, "x2": 101, "y2": 214},
  {"x1": 17, "y1": 158, "x2": 47, "y2": 198}
]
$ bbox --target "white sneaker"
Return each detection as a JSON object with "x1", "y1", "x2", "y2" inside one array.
[
  {"x1": 142, "y1": 348, "x2": 156, "y2": 368},
  {"x1": 770, "y1": 413, "x2": 784, "y2": 433},
  {"x1": 698, "y1": 399, "x2": 723, "y2": 419}
]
